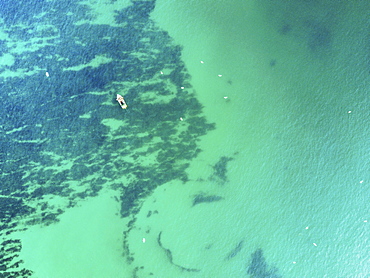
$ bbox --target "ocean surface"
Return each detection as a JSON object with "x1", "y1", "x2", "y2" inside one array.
[{"x1": 0, "y1": 0, "x2": 369, "y2": 277}]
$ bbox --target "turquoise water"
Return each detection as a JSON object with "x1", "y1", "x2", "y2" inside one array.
[
  {"x1": 149, "y1": 0, "x2": 370, "y2": 277},
  {"x1": 1, "y1": 0, "x2": 369, "y2": 277}
]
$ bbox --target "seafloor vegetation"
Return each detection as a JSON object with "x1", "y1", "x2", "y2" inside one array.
[
  {"x1": 0, "y1": 0, "x2": 286, "y2": 277},
  {"x1": 0, "y1": 0, "x2": 214, "y2": 276}
]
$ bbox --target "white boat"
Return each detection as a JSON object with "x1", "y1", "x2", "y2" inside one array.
[{"x1": 116, "y1": 94, "x2": 127, "y2": 109}]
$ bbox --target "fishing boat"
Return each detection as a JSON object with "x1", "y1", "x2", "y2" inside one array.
[{"x1": 116, "y1": 94, "x2": 127, "y2": 109}]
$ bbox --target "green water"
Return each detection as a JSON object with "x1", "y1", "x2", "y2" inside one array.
[
  {"x1": 145, "y1": 0, "x2": 370, "y2": 277},
  {"x1": 5, "y1": 0, "x2": 369, "y2": 277}
]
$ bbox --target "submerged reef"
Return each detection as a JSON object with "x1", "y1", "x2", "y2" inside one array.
[
  {"x1": 192, "y1": 192, "x2": 224, "y2": 206},
  {"x1": 225, "y1": 240, "x2": 244, "y2": 261},
  {"x1": 209, "y1": 156, "x2": 234, "y2": 184},
  {"x1": 157, "y1": 232, "x2": 200, "y2": 273},
  {"x1": 247, "y1": 249, "x2": 282, "y2": 278},
  {"x1": 304, "y1": 19, "x2": 332, "y2": 52},
  {"x1": 0, "y1": 0, "x2": 214, "y2": 275}
]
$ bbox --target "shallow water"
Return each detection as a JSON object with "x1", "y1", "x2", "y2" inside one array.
[
  {"x1": 149, "y1": 0, "x2": 370, "y2": 277},
  {"x1": 1, "y1": 0, "x2": 369, "y2": 277}
]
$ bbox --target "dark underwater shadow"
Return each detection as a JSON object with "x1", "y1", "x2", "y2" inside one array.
[
  {"x1": 0, "y1": 0, "x2": 215, "y2": 276},
  {"x1": 247, "y1": 249, "x2": 282, "y2": 278}
]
